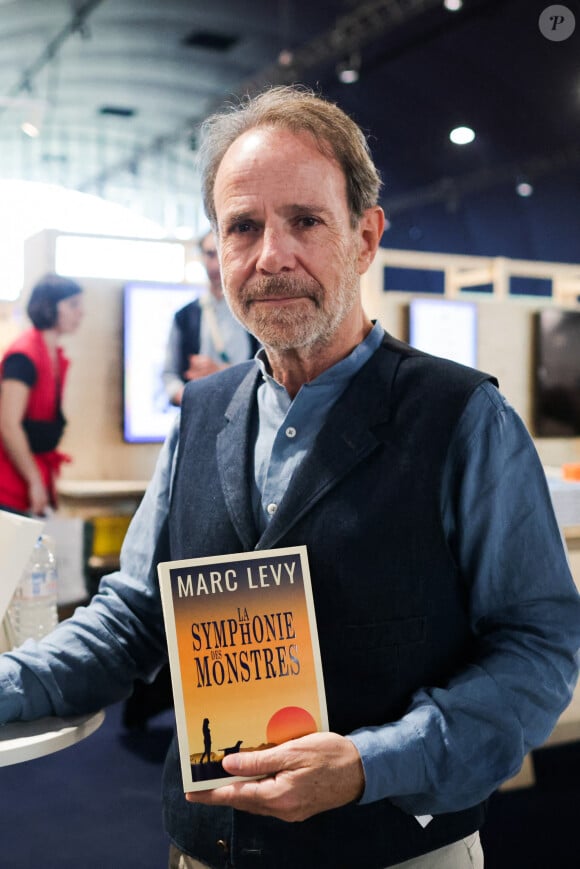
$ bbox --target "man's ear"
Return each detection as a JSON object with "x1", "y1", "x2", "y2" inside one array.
[{"x1": 356, "y1": 206, "x2": 385, "y2": 275}]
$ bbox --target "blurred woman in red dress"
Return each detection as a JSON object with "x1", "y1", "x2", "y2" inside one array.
[{"x1": 0, "y1": 274, "x2": 84, "y2": 515}]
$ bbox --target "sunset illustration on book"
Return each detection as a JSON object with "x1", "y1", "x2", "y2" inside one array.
[{"x1": 157, "y1": 545, "x2": 328, "y2": 792}]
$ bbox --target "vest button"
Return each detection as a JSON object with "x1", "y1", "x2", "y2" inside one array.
[{"x1": 216, "y1": 838, "x2": 229, "y2": 853}]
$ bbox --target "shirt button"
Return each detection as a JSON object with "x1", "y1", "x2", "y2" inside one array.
[
  {"x1": 267, "y1": 503, "x2": 278, "y2": 515},
  {"x1": 285, "y1": 426, "x2": 297, "y2": 438}
]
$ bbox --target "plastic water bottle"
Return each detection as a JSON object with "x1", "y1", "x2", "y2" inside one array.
[{"x1": 9, "y1": 534, "x2": 59, "y2": 646}]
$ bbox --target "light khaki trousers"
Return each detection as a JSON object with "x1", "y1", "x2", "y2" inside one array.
[{"x1": 168, "y1": 832, "x2": 484, "y2": 869}]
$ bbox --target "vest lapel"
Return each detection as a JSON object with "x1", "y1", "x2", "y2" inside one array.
[
  {"x1": 216, "y1": 366, "x2": 261, "y2": 550},
  {"x1": 257, "y1": 345, "x2": 400, "y2": 549}
]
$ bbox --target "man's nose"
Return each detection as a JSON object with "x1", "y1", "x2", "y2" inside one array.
[{"x1": 255, "y1": 226, "x2": 295, "y2": 274}]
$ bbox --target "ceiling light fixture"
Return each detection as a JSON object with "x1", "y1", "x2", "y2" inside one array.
[
  {"x1": 443, "y1": 0, "x2": 463, "y2": 11},
  {"x1": 21, "y1": 120, "x2": 41, "y2": 138},
  {"x1": 337, "y1": 53, "x2": 361, "y2": 84},
  {"x1": 0, "y1": 96, "x2": 47, "y2": 137},
  {"x1": 20, "y1": 101, "x2": 47, "y2": 138},
  {"x1": 13, "y1": 97, "x2": 48, "y2": 139},
  {"x1": 278, "y1": 49, "x2": 294, "y2": 67},
  {"x1": 449, "y1": 125, "x2": 475, "y2": 145},
  {"x1": 516, "y1": 180, "x2": 534, "y2": 197}
]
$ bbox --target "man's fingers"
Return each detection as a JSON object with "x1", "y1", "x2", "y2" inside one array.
[
  {"x1": 185, "y1": 734, "x2": 365, "y2": 823},
  {"x1": 221, "y1": 744, "x2": 284, "y2": 777}
]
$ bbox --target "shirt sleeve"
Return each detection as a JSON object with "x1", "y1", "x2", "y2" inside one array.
[
  {"x1": 349, "y1": 380, "x2": 580, "y2": 814},
  {"x1": 2, "y1": 352, "x2": 36, "y2": 386},
  {"x1": 0, "y1": 417, "x2": 180, "y2": 723}
]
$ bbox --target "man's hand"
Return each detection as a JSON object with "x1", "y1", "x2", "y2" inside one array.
[
  {"x1": 186, "y1": 732, "x2": 365, "y2": 822},
  {"x1": 184, "y1": 354, "x2": 224, "y2": 381}
]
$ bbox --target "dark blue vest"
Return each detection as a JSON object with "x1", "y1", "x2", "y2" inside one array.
[
  {"x1": 162, "y1": 334, "x2": 495, "y2": 868},
  {"x1": 174, "y1": 300, "x2": 203, "y2": 380}
]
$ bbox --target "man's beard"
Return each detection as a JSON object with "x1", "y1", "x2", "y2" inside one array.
[{"x1": 229, "y1": 269, "x2": 359, "y2": 352}]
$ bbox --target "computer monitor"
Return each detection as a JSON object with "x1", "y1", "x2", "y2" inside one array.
[
  {"x1": 408, "y1": 297, "x2": 478, "y2": 368},
  {"x1": 123, "y1": 281, "x2": 204, "y2": 443},
  {"x1": 533, "y1": 308, "x2": 580, "y2": 437}
]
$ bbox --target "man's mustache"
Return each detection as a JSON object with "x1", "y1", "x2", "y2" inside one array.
[{"x1": 241, "y1": 276, "x2": 322, "y2": 303}]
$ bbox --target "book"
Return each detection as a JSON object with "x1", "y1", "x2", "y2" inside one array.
[{"x1": 157, "y1": 545, "x2": 328, "y2": 792}]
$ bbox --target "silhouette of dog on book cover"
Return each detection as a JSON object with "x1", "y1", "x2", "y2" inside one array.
[{"x1": 190, "y1": 718, "x2": 244, "y2": 783}]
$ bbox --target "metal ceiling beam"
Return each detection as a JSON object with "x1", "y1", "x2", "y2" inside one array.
[
  {"x1": 0, "y1": 0, "x2": 106, "y2": 117},
  {"x1": 384, "y1": 145, "x2": 580, "y2": 216},
  {"x1": 241, "y1": 0, "x2": 441, "y2": 92},
  {"x1": 79, "y1": 0, "x2": 443, "y2": 195}
]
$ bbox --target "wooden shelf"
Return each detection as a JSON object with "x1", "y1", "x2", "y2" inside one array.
[{"x1": 57, "y1": 480, "x2": 148, "y2": 499}]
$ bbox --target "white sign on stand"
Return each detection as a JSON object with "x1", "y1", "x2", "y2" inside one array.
[
  {"x1": 0, "y1": 510, "x2": 106, "y2": 764},
  {"x1": 0, "y1": 510, "x2": 43, "y2": 623},
  {"x1": 546, "y1": 470, "x2": 580, "y2": 529},
  {"x1": 42, "y1": 515, "x2": 87, "y2": 606}
]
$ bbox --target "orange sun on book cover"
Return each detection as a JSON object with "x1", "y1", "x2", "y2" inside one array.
[{"x1": 157, "y1": 545, "x2": 328, "y2": 792}]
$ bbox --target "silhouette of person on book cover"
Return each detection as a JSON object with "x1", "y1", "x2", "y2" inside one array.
[{"x1": 201, "y1": 717, "x2": 212, "y2": 763}]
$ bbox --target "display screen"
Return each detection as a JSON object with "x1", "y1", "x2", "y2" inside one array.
[
  {"x1": 533, "y1": 308, "x2": 580, "y2": 437},
  {"x1": 408, "y1": 298, "x2": 478, "y2": 368},
  {"x1": 123, "y1": 281, "x2": 204, "y2": 443}
]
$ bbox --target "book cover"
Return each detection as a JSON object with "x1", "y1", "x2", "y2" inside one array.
[{"x1": 157, "y1": 545, "x2": 328, "y2": 792}]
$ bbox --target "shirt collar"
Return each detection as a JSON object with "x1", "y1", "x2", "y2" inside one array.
[{"x1": 255, "y1": 320, "x2": 384, "y2": 396}]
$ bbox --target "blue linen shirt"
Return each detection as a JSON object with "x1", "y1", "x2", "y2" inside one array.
[
  {"x1": 252, "y1": 323, "x2": 383, "y2": 531},
  {"x1": 1, "y1": 322, "x2": 579, "y2": 816},
  {"x1": 199, "y1": 294, "x2": 252, "y2": 365}
]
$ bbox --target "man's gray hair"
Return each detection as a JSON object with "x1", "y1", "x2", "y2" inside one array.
[{"x1": 197, "y1": 85, "x2": 382, "y2": 231}]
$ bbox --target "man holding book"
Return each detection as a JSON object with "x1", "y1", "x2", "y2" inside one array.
[{"x1": 1, "y1": 86, "x2": 580, "y2": 869}]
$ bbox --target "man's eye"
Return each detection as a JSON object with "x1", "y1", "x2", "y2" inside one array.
[
  {"x1": 233, "y1": 222, "x2": 253, "y2": 234},
  {"x1": 298, "y1": 216, "x2": 319, "y2": 228}
]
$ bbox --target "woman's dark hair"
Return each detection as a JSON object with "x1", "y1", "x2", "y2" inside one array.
[{"x1": 26, "y1": 274, "x2": 83, "y2": 329}]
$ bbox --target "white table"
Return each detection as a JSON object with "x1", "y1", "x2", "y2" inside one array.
[{"x1": 0, "y1": 710, "x2": 105, "y2": 767}]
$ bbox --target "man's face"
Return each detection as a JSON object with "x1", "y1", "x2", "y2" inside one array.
[
  {"x1": 56, "y1": 293, "x2": 84, "y2": 334},
  {"x1": 200, "y1": 232, "x2": 222, "y2": 295},
  {"x1": 213, "y1": 127, "x2": 368, "y2": 352}
]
